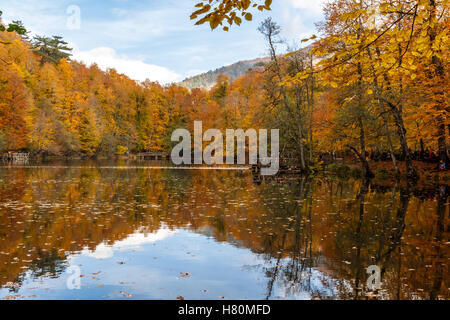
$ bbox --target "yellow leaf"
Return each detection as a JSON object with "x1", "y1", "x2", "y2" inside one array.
[{"x1": 285, "y1": 52, "x2": 295, "y2": 58}]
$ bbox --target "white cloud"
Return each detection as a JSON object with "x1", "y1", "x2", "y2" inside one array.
[
  {"x1": 82, "y1": 227, "x2": 177, "y2": 259},
  {"x1": 184, "y1": 69, "x2": 207, "y2": 79},
  {"x1": 0, "y1": 0, "x2": 66, "y2": 36},
  {"x1": 280, "y1": 0, "x2": 328, "y2": 38},
  {"x1": 282, "y1": 0, "x2": 328, "y2": 15},
  {"x1": 72, "y1": 47, "x2": 181, "y2": 84},
  {"x1": 82, "y1": 243, "x2": 114, "y2": 260},
  {"x1": 83, "y1": 5, "x2": 195, "y2": 45},
  {"x1": 281, "y1": 9, "x2": 312, "y2": 38}
]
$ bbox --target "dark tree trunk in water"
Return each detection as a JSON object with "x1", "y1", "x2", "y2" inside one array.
[
  {"x1": 348, "y1": 144, "x2": 374, "y2": 180},
  {"x1": 437, "y1": 119, "x2": 447, "y2": 163},
  {"x1": 353, "y1": 177, "x2": 370, "y2": 299},
  {"x1": 430, "y1": 188, "x2": 446, "y2": 300},
  {"x1": 389, "y1": 105, "x2": 418, "y2": 181}
]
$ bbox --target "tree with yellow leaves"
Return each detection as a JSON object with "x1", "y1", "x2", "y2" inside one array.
[{"x1": 191, "y1": 0, "x2": 272, "y2": 30}]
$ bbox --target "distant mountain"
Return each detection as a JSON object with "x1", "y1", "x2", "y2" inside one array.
[
  {"x1": 179, "y1": 57, "x2": 271, "y2": 90},
  {"x1": 179, "y1": 46, "x2": 314, "y2": 90}
]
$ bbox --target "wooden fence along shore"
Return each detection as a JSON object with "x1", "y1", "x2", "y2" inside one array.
[
  {"x1": 137, "y1": 153, "x2": 300, "y2": 173},
  {"x1": 2, "y1": 152, "x2": 30, "y2": 163},
  {"x1": 1, "y1": 151, "x2": 300, "y2": 175},
  {"x1": 136, "y1": 152, "x2": 170, "y2": 161}
]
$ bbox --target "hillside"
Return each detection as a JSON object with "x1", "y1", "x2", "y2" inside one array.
[
  {"x1": 179, "y1": 46, "x2": 315, "y2": 90},
  {"x1": 179, "y1": 57, "x2": 271, "y2": 90}
]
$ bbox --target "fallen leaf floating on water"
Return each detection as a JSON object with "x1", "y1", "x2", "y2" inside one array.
[
  {"x1": 180, "y1": 272, "x2": 191, "y2": 278},
  {"x1": 120, "y1": 291, "x2": 132, "y2": 298},
  {"x1": 4, "y1": 295, "x2": 25, "y2": 300},
  {"x1": 177, "y1": 296, "x2": 185, "y2": 300}
]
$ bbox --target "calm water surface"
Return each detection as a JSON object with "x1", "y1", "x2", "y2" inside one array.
[{"x1": 0, "y1": 161, "x2": 448, "y2": 300}]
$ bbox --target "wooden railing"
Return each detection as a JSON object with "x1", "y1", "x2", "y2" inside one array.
[
  {"x1": 136, "y1": 152, "x2": 170, "y2": 161},
  {"x1": 2, "y1": 152, "x2": 30, "y2": 162}
]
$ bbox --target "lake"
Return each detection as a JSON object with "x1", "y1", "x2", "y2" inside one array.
[{"x1": 0, "y1": 161, "x2": 448, "y2": 300}]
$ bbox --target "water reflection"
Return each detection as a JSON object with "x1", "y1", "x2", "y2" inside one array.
[{"x1": 0, "y1": 162, "x2": 448, "y2": 300}]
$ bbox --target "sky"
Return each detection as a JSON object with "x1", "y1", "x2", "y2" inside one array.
[{"x1": 1, "y1": 0, "x2": 327, "y2": 84}]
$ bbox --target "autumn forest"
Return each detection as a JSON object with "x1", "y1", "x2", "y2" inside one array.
[
  {"x1": 0, "y1": 1, "x2": 449, "y2": 182},
  {"x1": 0, "y1": 0, "x2": 449, "y2": 303}
]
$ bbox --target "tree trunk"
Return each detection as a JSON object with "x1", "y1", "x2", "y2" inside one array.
[
  {"x1": 389, "y1": 103, "x2": 418, "y2": 180},
  {"x1": 355, "y1": 52, "x2": 374, "y2": 179},
  {"x1": 308, "y1": 55, "x2": 314, "y2": 164},
  {"x1": 429, "y1": 0, "x2": 448, "y2": 164},
  {"x1": 383, "y1": 114, "x2": 400, "y2": 176},
  {"x1": 367, "y1": 47, "x2": 400, "y2": 176},
  {"x1": 297, "y1": 122, "x2": 306, "y2": 170},
  {"x1": 372, "y1": 47, "x2": 417, "y2": 180},
  {"x1": 358, "y1": 116, "x2": 374, "y2": 179},
  {"x1": 267, "y1": 32, "x2": 306, "y2": 171}
]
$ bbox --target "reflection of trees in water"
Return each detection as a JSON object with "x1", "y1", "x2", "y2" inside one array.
[
  {"x1": 430, "y1": 189, "x2": 447, "y2": 300},
  {"x1": 3, "y1": 249, "x2": 67, "y2": 294},
  {"x1": 282, "y1": 179, "x2": 315, "y2": 297},
  {"x1": 28, "y1": 249, "x2": 67, "y2": 281},
  {"x1": 0, "y1": 166, "x2": 447, "y2": 299},
  {"x1": 375, "y1": 184, "x2": 411, "y2": 299},
  {"x1": 260, "y1": 178, "x2": 341, "y2": 299},
  {"x1": 263, "y1": 178, "x2": 314, "y2": 299},
  {"x1": 249, "y1": 176, "x2": 447, "y2": 300}
]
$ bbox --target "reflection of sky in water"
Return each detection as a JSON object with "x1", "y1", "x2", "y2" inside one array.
[
  {"x1": 1, "y1": 164, "x2": 446, "y2": 300},
  {"x1": 0, "y1": 227, "x2": 343, "y2": 300}
]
